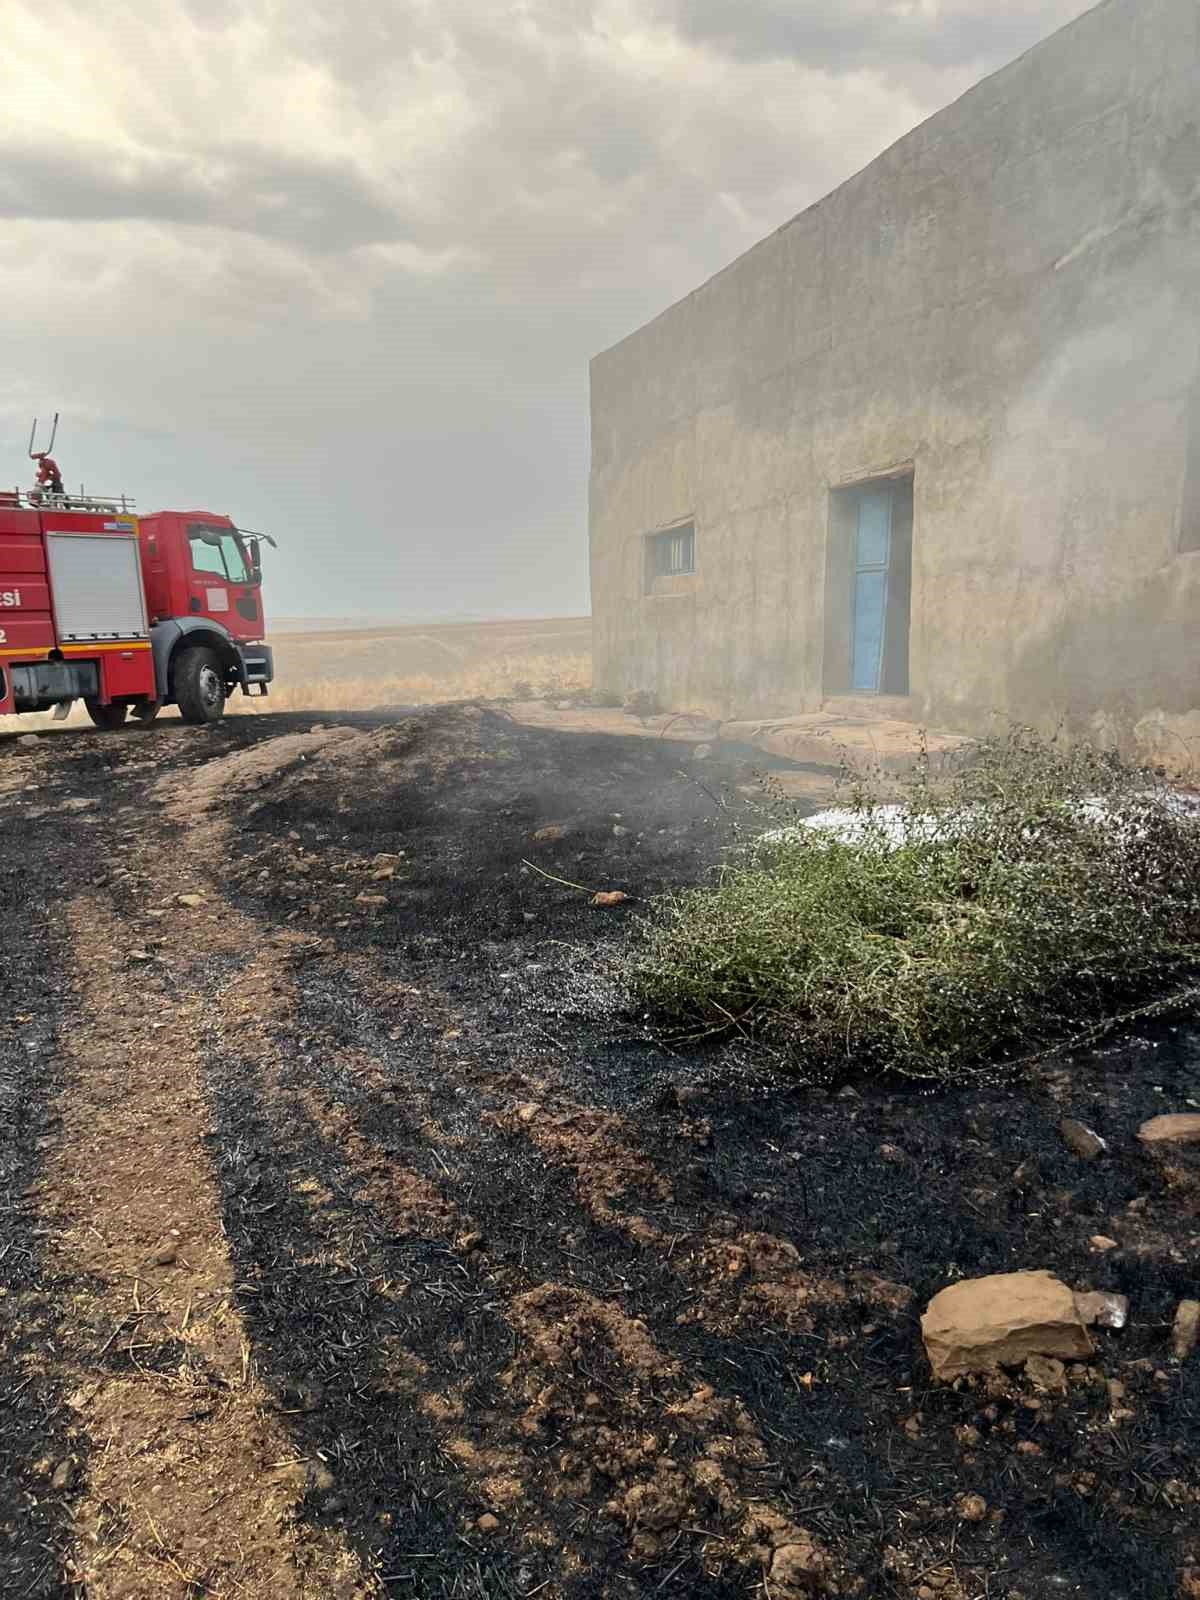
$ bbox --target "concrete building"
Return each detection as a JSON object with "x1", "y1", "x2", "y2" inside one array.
[{"x1": 589, "y1": 0, "x2": 1200, "y2": 765}]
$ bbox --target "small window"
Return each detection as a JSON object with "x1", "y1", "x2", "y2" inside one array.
[
  {"x1": 189, "y1": 538, "x2": 226, "y2": 577},
  {"x1": 645, "y1": 522, "x2": 695, "y2": 590},
  {"x1": 188, "y1": 524, "x2": 249, "y2": 583}
]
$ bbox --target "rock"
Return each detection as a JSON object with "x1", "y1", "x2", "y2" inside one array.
[
  {"x1": 1024, "y1": 1354, "x2": 1067, "y2": 1391},
  {"x1": 1172, "y1": 1300, "x2": 1200, "y2": 1361},
  {"x1": 921, "y1": 1271, "x2": 1093, "y2": 1380},
  {"x1": 1181, "y1": 1569, "x2": 1200, "y2": 1600},
  {"x1": 591, "y1": 891, "x2": 630, "y2": 907},
  {"x1": 176, "y1": 893, "x2": 206, "y2": 909},
  {"x1": 515, "y1": 1102, "x2": 540, "y2": 1125},
  {"x1": 768, "y1": 1536, "x2": 830, "y2": 1592},
  {"x1": 477, "y1": 1513, "x2": 500, "y2": 1534},
  {"x1": 957, "y1": 1493, "x2": 988, "y2": 1523},
  {"x1": 355, "y1": 893, "x2": 388, "y2": 908},
  {"x1": 152, "y1": 1242, "x2": 178, "y2": 1267},
  {"x1": 307, "y1": 1463, "x2": 336, "y2": 1494},
  {"x1": 50, "y1": 1459, "x2": 76, "y2": 1492},
  {"x1": 17, "y1": 734, "x2": 39, "y2": 749},
  {"x1": 693, "y1": 743, "x2": 713, "y2": 761},
  {"x1": 457, "y1": 1231, "x2": 485, "y2": 1254},
  {"x1": 1089, "y1": 1235, "x2": 1119, "y2": 1252},
  {"x1": 1059, "y1": 1118, "x2": 1107, "y2": 1161},
  {"x1": 1073, "y1": 1290, "x2": 1129, "y2": 1330},
  {"x1": 532, "y1": 824, "x2": 566, "y2": 843},
  {"x1": 612, "y1": 824, "x2": 630, "y2": 838},
  {"x1": 1137, "y1": 1114, "x2": 1200, "y2": 1146}
]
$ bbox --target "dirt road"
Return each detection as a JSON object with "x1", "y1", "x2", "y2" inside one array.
[{"x1": 1, "y1": 707, "x2": 1197, "y2": 1599}]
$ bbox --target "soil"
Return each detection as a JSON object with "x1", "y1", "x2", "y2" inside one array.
[{"x1": 1, "y1": 705, "x2": 1198, "y2": 1600}]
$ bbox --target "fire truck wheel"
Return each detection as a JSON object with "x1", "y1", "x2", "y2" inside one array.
[
  {"x1": 175, "y1": 646, "x2": 227, "y2": 725},
  {"x1": 84, "y1": 699, "x2": 129, "y2": 730}
]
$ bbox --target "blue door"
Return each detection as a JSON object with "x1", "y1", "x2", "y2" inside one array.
[{"x1": 850, "y1": 489, "x2": 893, "y2": 693}]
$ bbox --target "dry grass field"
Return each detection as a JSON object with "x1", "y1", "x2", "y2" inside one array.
[
  {"x1": 0, "y1": 615, "x2": 594, "y2": 731},
  {"x1": 262, "y1": 614, "x2": 592, "y2": 710}
]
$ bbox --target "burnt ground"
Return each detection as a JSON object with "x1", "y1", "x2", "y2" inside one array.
[{"x1": 1, "y1": 704, "x2": 1198, "y2": 1600}]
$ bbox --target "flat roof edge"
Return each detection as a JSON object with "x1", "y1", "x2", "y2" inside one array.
[{"x1": 591, "y1": 0, "x2": 1117, "y2": 368}]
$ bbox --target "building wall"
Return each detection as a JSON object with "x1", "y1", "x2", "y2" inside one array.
[{"x1": 589, "y1": 0, "x2": 1200, "y2": 759}]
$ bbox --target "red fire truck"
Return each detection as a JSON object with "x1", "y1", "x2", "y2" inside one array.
[{"x1": 0, "y1": 419, "x2": 274, "y2": 728}]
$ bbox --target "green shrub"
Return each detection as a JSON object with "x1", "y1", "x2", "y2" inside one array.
[{"x1": 633, "y1": 731, "x2": 1200, "y2": 1080}]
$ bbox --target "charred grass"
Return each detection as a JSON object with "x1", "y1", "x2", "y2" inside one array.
[
  {"x1": 2, "y1": 710, "x2": 1199, "y2": 1599},
  {"x1": 205, "y1": 708, "x2": 1200, "y2": 1596},
  {"x1": 0, "y1": 789, "x2": 94, "y2": 1597}
]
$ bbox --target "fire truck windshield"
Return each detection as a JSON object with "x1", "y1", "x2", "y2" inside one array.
[{"x1": 188, "y1": 525, "x2": 250, "y2": 584}]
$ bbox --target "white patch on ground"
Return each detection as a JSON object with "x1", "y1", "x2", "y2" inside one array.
[{"x1": 758, "y1": 791, "x2": 1200, "y2": 852}]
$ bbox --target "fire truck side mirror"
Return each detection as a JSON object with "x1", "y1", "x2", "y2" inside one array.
[{"x1": 233, "y1": 526, "x2": 274, "y2": 582}]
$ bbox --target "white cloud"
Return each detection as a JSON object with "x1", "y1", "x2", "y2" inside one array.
[{"x1": 1, "y1": 0, "x2": 1092, "y2": 617}]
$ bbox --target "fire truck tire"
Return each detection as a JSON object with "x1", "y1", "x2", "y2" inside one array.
[
  {"x1": 84, "y1": 699, "x2": 129, "y2": 730},
  {"x1": 175, "y1": 646, "x2": 227, "y2": 725}
]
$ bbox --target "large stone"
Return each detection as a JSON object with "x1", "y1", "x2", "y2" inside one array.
[
  {"x1": 1137, "y1": 1114, "x2": 1200, "y2": 1146},
  {"x1": 921, "y1": 1271, "x2": 1093, "y2": 1380}
]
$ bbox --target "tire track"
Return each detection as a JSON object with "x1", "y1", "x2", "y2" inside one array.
[{"x1": 26, "y1": 894, "x2": 376, "y2": 1599}]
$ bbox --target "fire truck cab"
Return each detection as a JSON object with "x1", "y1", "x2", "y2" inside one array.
[
  {"x1": 0, "y1": 484, "x2": 274, "y2": 728},
  {"x1": 139, "y1": 509, "x2": 275, "y2": 721}
]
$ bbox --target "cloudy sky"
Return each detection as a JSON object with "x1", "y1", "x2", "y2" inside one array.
[{"x1": 2, "y1": 0, "x2": 1089, "y2": 619}]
